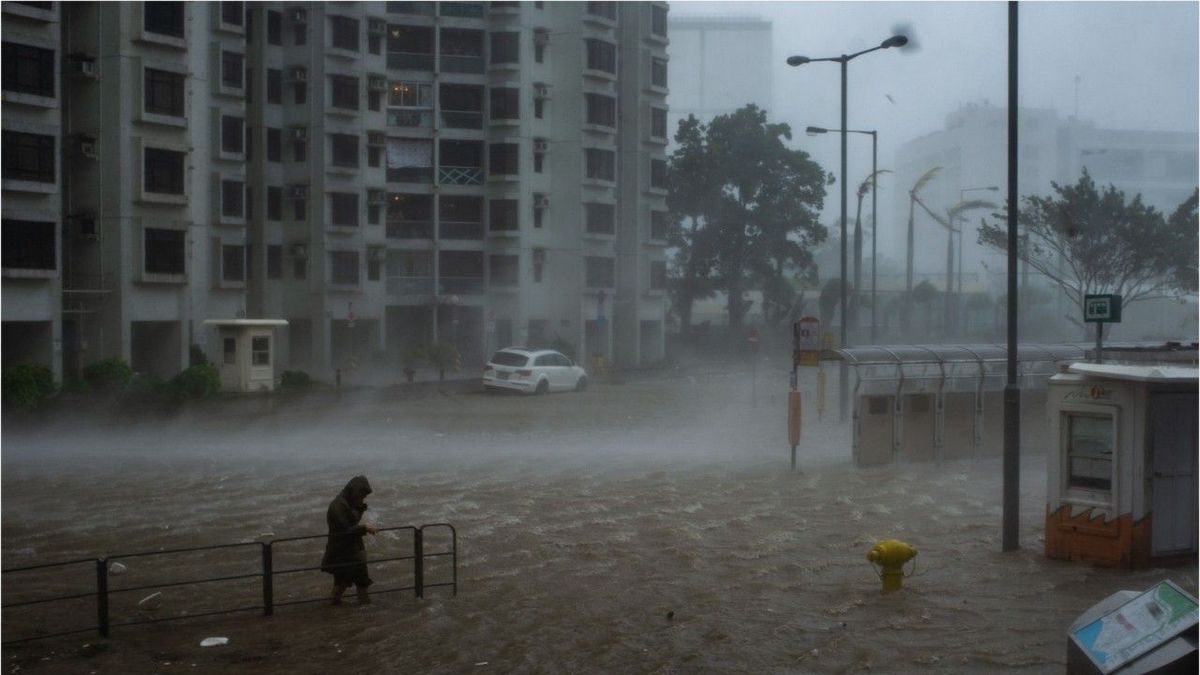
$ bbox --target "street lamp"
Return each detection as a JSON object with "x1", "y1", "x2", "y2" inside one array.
[
  {"x1": 807, "y1": 126, "x2": 880, "y2": 345},
  {"x1": 788, "y1": 34, "x2": 907, "y2": 421},
  {"x1": 957, "y1": 186, "x2": 1000, "y2": 334}
]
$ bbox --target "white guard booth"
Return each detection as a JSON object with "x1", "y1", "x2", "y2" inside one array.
[
  {"x1": 202, "y1": 320, "x2": 289, "y2": 392},
  {"x1": 1045, "y1": 363, "x2": 1198, "y2": 568}
]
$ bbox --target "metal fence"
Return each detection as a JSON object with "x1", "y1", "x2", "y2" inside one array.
[{"x1": 1, "y1": 523, "x2": 456, "y2": 645}]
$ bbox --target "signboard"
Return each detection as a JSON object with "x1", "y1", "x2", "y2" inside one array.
[
  {"x1": 1070, "y1": 580, "x2": 1199, "y2": 674},
  {"x1": 793, "y1": 316, "x2": 821, "y2": 367},
  {"x1": 1084, "y1": 294, "x2": 1122, "y2": 323}
]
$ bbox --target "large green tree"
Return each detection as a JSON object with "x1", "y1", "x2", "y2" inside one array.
[
  {"x1": 978, "y1": 171, "x2": 1198, "y2": 333},
  {"x1": 665, "y1": 115, "x2": 720, "y2": 336}
]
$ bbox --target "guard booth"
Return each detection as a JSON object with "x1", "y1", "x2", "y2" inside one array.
[
  {"x1": 202, "y1": 320, "x2": 289, "y2": 392},
  {"x1": 1045, "y1": 363, "x2": 1198, "y2": 568},
  {"x1": 836, "y1": 343, "x2": 1090, "y2": 467}
]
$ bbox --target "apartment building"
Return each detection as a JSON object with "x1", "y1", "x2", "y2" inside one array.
[{"x1": 1, "y1": 1, "x2": 670, "y2": 380}]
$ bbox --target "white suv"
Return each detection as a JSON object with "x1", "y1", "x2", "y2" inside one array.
[{"x1": 483, "y1": 347, "x2": 588, "y2": 394}]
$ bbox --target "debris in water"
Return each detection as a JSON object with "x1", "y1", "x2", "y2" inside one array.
[
  {"x1": 138, "y1": 592, "x2": 162, "y2": 609},
  {"x1": 666, "y1": 610, "x2": 674, "y2": 621},
  {"x1": 108, "y1": 562, "x2": 127, "y2": 575},
  {"x1": 475, "y1": 663, "x2": 489, "y2": 667},
  {"x1": 199, "y1": 638, "x2": 228, "y2": 648}
]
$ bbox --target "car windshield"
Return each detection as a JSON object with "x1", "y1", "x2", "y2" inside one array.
[{"x1": 490, "y1": 351, "x2": 529, "y2": 367}]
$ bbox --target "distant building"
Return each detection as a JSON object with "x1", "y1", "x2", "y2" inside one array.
[{"x1": 665, "y1": 14, "x2": 773, "y2": 137}]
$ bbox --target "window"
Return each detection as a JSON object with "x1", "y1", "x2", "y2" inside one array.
[
  {"x1": 267, "y1": 68, "x2": 282, "y2": 103},
  {"x1": 330, "y1": 15, "x2": 359, "y2": 51},
  {"x1": 650, "y1": 210, "x2": 669, "y2": 240},
  {"x1": 585, "y1": 39, "x2": 616, "y2": 73},
  {"x1": 3, "y1": 42, "x2": 55, "y2": 98},
  {"x1": 222, "y1": 179, "x2": 245, "y2": 218},
  {"x1": 267, "y1": 127, "x2": 282, "y2": 162},
  {"x1": 439, "y1": 84, "x2": 482, "y2": 128},
  {"x1": 585, "y1": 256, "x2": 614, "y2": 287},
  {"x1": 3, "y1": 131, "x2": 54, "y2": 183},
  {"x1": 369, "y1": 89, "x2": 382, "y2": 112},
  {"x1": 650, "y1": 260, "x2": 666, "y2": 290},
  {"x1": 1066, "y1": 413, "x2": 1113, "y2": 492},
  {"x1": 585, "y1": 93, "x2": 615, "y2": 127},
  {"x1": 221, "y1": 115, "x2": 244, "y2": 154},
  {"x1": 534, "y1": 30, "x2": 547, "y2": 63},
  {"x1": 651, "y1": 107, "x2": 667, "y2": 139},
  {"x1": 144, "y1": 228, "x2": 185, "y2": 275},
  {"x1": 651, "y1": 57, "x2": 667, "y2": 88},
  {"x1": 368, "y1": 199, "x2": 381, "y2": 225},
  {"x1": 267, "y1": 186, "x2": 282, "y2": 220},
  {"x1": 251, "y1": 336, "x2": 271, "y2": 366},
  {"x1": 267, "y1": 10, "x2": 282, "y2": 45},
  {"x1": 586, "y1": 2, "x2": 616, "y2": 20},
  {"x1": 330, "y1": 192, "x2": 359, "y2": 227},
  {"x1": 489, "y1": 199, "x2": 518, "y2": 231},
  {"x1": 490, "y1": 31, "x2": 519, "y2": 65},
  {"x1": 294, "y1": 80, "x2": 307, "y2": 104},
  {"x1": 224, "y1": 337, "x2": 236, "y2": 365},
  {"x1": 489, "y1": 254, "x2": 519, "y2": 285},
  {"x1": 267, "y1": 244, "x2": 282, "y2": 278},
  {"x1": 585, "y1": 148, "x2": 614, "y2": 181},
  {"x1": 534, "y1": 146, "x2": 545, "y2": 173},
  {"x1": 330, "y1": 250, "x2": 359, "y2": 285},
  {"x1": 652, "y1": 5, "x2": 667, "y2": 36},
  {"x1": 221, "y1": 244, "x2": 246, "y2": 282},
  {"x1": 143, "y1": 68, "x2": 184, "y2": 116},
  {"x1": 294, "y1": 136, "x2": 307, "y2": 162},
  {"x1": 2, "y1": 219, "x2": 55, "y2": 270},
  {"x1": 390, "y1": 81, "x2": 432, "y2": 107},
  {"x1": 531, "y1": 252, "x2": 544, "y2": 283},
  {"x1": 533, "y1": 196, "x2": 545, "y2": 228},
  {"x1": 143, "y1": 147, "x2": 184, "y2": 194},
  {"x1": 220, "y1": 1, "x2": 243, "y2": 27},
  {"x1": 331, "y1": 74, "x2": 359, "y2": 110},
  {"x1": 534, "y1": 95, "x2": 545, "y2": 119},
  {"x1": 585, "y1": 203, "x2": 614, "y2": 234},
  {"x1": 293, "y1": 19, "x2": 306, "y2": 46},
  {"x1": 490, "y1": 87, "x2": 519, "y2": 120},
  {"x1": 144, "y1": 1, "x2": 185, "y2": 38},
  {"x1": 650, "y1": 158, "x2": 667, "y2": 189},
  {"x1": 368, "y1": 145, "x2": 382, "y2": 167},
  {"x1": 489, "y1": 143, "x2": 519, "y2": 176},
  {"x1": 330, "y1": 133, "x2": 360, "y2": 168},
  {"x1": 368, "y1": 31, "x2": 382, "y2": 56},
  {"x1": 293, "y1": 195, "x2": 306, "y2": 221},
  {"x1": 293, "y1": 256, "x2": 307, "y2": 279},
  {"x1": 222, "y1": 51, "x2": 244, "y2": 89}
]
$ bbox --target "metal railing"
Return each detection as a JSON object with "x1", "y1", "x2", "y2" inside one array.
[
  {"x1": 387, "y1": 220, "x2": 434, "y2": 239},
  {"x1": 1, "y1": 523, "x2": 456, "y2": 645},
  {"x1": 388, "y1": 108, "x2": 434, "y2": 128},
  {"x1": 387, "y1": 51, "x2": 435, "y2": 71},
  {"x1": 386, "y1": 275, "x2": 435, "y2": 295},
  {"x1": 438, "y1": 276, "x2": 485, "y2": 295},
  {"x1": 440, "y1": 110, "x2": 484, "y2": 129},
  {"x1": 439, "y1": 220, "x2": 484, "y2": 240},
  {"x1": 439, "y1": 54, "x2": 485, "y2": 74},
  {"x1": 438, "y1": 166, "x2": 484, "y2": 186},
  {"x1": 439, "y1": 2, "x2": 484, "y2": 18}
]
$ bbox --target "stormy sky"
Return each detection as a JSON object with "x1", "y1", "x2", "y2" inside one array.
[{"x1": 669, "y1": 0, "x2": 1199, "y2": 219}]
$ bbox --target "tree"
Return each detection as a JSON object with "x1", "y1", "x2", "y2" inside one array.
[
  {"x1": 903, "y1": 167, "x2": 941, "y2": 334},
  {"x1": 911, "y1": 197, "x2": 997, "y2": 336},
  {"x1": 978, "y1": 171, "x2": 1198, "y2": 334},
  {"x1": 666, "y1": 115, "x2": 720, "y2": 336},
  {"x1": 850, "y1": 169, "x2": 891, "y2": 338}
]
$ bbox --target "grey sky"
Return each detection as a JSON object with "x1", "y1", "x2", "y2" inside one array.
[{"x1": 670, "y1": 1, "x2": 1199, "y2": 217}]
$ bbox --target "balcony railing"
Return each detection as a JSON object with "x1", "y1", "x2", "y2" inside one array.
[
  {"x1": 439, "y1": 2, "x2": 483, "y2": 18},
  {"x1": 440, "y1": 110, "x2": 483, "y2": 129},
  {"x1": 388, "y1": 51, "x2": 435, "y2": 71},
  {"x1": 386, "y1": 1, "x2": 435, "y2": 16},
  {"x1": 438, "y1": 276, "x2": 485, "y2": 294},
  {"x1": 387, "y1": 167, "x2": 434, "y2": 184},
  {"x1": 386, "y1": 275, "x2": 435, "y2": 295},
  {"x1": 388, "y1": 109, "x2": 434, "y2": 128},
  {"x1": 438, "y1": 220, "x2": 483, "y2": 240},
  {"x1": 386, "y1": 221, "x2": 434, "y2": 239},
  {"x1": 438, "y1": 166, "x2": 483, "y2": 185},
  {"x1": 439, "y1": 54, "x2": 484, "y2": 74}
]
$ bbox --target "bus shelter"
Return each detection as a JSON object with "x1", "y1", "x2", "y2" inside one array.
[{"x1": 834, "y1": 343, "x2": 1089, "y2": 467}]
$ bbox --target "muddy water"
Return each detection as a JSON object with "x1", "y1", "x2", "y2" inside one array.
[{"x1": 2, "y1": 368, "x2": 1195, "y2": 674}]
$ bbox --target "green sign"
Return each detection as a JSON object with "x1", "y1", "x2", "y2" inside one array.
[
  {"x1": 1084, "y1": 294, "x2": 1122, "y2": 323},
  {"x1": 1071, "y1": 580, "x2": 1199, "y2": 673}
]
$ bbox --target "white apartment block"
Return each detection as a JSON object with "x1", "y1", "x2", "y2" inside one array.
[
  {"x1": 665, "y1": 14, "x2": 772, "y2": 138},
  {"x1": 1, "y1": 1, "x2": 670, "y2": 381}
]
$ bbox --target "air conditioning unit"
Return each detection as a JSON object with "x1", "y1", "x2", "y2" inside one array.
[
  {"x1": 291, "y1": 242, "x2": 309, "y2": 259},
  {"x1": 290, "y1": 126, "x2": 308, "y2": 141},
  {"x1": 533, "y1": 82, "x2": 550, "y2": 99},
  {"x1": 291, "y1": 8, "x2": 308, "y2": 24},
  {"x1": 75, "y1": 135, "x2": 98, "y2": 159},
  {"x1": 74, "y1": 215, "x2": 99, "y2": 239},
  {"x1": 534, "y1": 194, "x2": 550, "y2": 209},
  {"x1": 290, "y1": 67, "x2": 308, "y2": 82},
  {"x1": 367, "y1": 19, "x2": 386, "y2": 35},
  {"x1": 368, "y1": 189, "x2": 387, "y2": 205},
  {"x1": 534, "y1": 30, "x2": 550, "y2": 47},
  {"x1": 368, "y1": 76, "x2": 387, "y2": 92},
  {"x1": 73, "y1": 57, "x2": 98, "y2": 79},
  {"x1": 367, "y1": 131, "x2": 385, "y2": 146},
  {"x1": 533, "y1": 138, "x2": 549, "y2": 154},
  {"x1": 288, "y1": 185, "x2": 309, "y2": 200}
]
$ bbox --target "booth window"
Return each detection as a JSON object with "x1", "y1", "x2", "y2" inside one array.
[
  {"x1": 223, "y1": 337, "x2": 236, "y2": 365},
  {"x1": 252, "y1": 337, "x2": 270, "y2": 366},
  {"x1": 1065, "y1": 413, "x2": 1113, "y2": 492},
  {"x1": 868, "y1": 396, "x2": 888, "y2": 415}
]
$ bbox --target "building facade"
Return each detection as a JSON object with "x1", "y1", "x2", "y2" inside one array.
[
  {"x1": 1, "y1": 0, "x2": 670, "y2": 381},
  {"x1": 665, "y1": 14, "x2": 772, "y2": 138}
]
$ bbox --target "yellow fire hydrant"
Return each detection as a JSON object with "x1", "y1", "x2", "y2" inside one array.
[{"x1": 866, "y1": 539, "x2": 918, "y2": 593}]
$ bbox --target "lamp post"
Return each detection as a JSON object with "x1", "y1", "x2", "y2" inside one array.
[
  {"x1": 788, "y1": 34, "x2": 906, "y2": 421},
  {"x1": 957, "y1": 186, "x2": 1000, "y2": 336},
  {"x1": 807, "y1": 126, "x2": 879, "y2": 344}
]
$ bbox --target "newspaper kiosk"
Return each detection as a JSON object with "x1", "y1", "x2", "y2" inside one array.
[
  {"x1": 202, "y1": 319, "x2": 289, "y2": 392},
  {"x1": 1045, "y1": 363, "x2": 1198, "y2": 568}
]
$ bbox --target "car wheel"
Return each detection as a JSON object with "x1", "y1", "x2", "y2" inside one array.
[
  {"x1": 535, "y1": 379, "x2": 549, "y2": 395},
  {"x1": 575, "y1": 376, "x2": 588, "y2": 392}
]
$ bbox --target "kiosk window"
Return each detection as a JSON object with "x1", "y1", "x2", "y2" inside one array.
[
  {"x1": 1066, "y1": 413, "x2": 1112, "y2": 492},
  {"x1": 868, "y1": 397, "x2": 889, "y2": 415},
  {"x1": 223, "y1": 337, "x2": 236, "y2": 365},
  {"x1": 252, "y1": 336, "x2": 270, "y2": 366}
]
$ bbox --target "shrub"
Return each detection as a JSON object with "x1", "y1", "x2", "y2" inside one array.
[
  {"x1": 2, "y1": 364, "x2": 57, "y2": 410},
  {"x1": 82, "y1": 358, "x2": 133, "y2": 391},
  {"x1": 189, "y1": 343, "x2": 209, "y2": 367},
  {"x1": 424, "y1": 343, "x2": 461, "y2": 381},
  {"x1": 171, "y1": 364, "x2": 220, "y2": 399},
  {"x1": 400, "y1": 345, "x2": 427, "y2": 370},
  {"x1": 122, "y1": 372, "x2": 174, "y2": 409},
  {"x1": 279, "y1": 370, "x2": 312, "y2": 390}
]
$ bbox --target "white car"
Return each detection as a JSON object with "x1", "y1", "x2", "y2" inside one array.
[{"x1": 483, "y1": 347, "x2": 588, "y2": 394}]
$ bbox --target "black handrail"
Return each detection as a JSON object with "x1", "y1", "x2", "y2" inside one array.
[{"x1": 1, "y1": 522, "x2": 457, "y2": 645}]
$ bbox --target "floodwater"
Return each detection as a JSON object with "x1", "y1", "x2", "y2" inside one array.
[{"x1": 2, "y1": 363, "x2": 1195, "y2": 674}]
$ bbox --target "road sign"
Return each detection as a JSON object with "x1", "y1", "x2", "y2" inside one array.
[
  {"x1": 1084, "y1": 294, "x2": 1122, "y2": 323},
  {"x1": 793, "y1": 317, "x2": 820, "y2": 351}
]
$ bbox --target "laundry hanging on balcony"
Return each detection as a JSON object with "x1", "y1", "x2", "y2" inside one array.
[{"x1": 387, "y1": 138, "x2": 433, "y2": 168}]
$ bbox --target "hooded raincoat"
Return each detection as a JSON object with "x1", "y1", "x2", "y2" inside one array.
[{"x1": 320, "y1": 475, "x2": 374, "y2": 587}]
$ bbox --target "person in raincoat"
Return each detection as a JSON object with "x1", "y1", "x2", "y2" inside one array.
[{"x1": 321, "y1": 475, "x2": 379, "y2": 604}]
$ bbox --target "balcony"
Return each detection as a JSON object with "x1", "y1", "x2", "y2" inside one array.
[
  {"x1": 440, "y1": 110, "x2": 483, "y2": 129},
  {"x1": 440, "y1": 29, "x2": 485, "y2": 74},
  {"x1": 387, "y1": 275, "x2": 434, "y2": 295},
  {"x1": 439, "y1": 2, "x2": 484, "y2": 18},
  {"x1": 439, "y1": 220, "x2": 483, "y2": 240},
  {"x1": 386, "y1": 221, "x2": 433, "y2": 239},
  {"x1": 386, "y1": 2, "x2": 435, "y2": 16},
  {"x1": 438, "y1": 166, "x2": 484, "y2": 186},
  {"x1": 387, "y1": 167, "x2": 433, "y2": 184},
  {"x1": 438, "y1": 276, "x2": 485, "y2": 294},
  {"x1": 440, "y1": 53, "x2": 484, "y2": 74},
  {"x1": 388, "y1": 51, "x2": 435, "y2": 71},
  {"x1": 387, "y1": 108, "x2": 433, "y2": 128}
]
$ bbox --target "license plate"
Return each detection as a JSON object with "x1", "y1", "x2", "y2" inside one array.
[{"x1": 498, "y1": 372, "x2": 509, "y2": 380}]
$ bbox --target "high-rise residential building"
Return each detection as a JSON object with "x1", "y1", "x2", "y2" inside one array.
[
  {"x1": 665, "y1": 14, "x2": 772, "y2": 138},
  {"x1": 1, "y1": 1, "x2": 670, "y2": 381}
]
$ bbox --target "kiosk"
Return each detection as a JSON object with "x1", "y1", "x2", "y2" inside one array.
[
  {"x1": 202, "y1": 319, "x2": 289, "y2": 392},
  {"x1": 1045, "y1": 363, "x2": 1198, "y2": 568}
]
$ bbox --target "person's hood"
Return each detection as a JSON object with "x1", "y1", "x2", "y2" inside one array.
[{"x1": 340, "y1": 475, "x2": 372, "y2": 505}]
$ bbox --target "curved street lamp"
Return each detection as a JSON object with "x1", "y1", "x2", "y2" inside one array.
[{"x1": 787, "y1": 34, "x2": 907, "y2": 421}]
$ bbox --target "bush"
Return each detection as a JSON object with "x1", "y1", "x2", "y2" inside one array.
[
  {"x1": 400, "y1": 345, "x2": 427, "y2": 370},
  {"x1": 171, "y1": 364, "x2": 220, "y2": 399},
  {"x1": 82, "y1": 358, "x2": 133, "y2": 391},
  {"x1": 424, "y1": 343, "x2": 461, "y2": 381},
  {"x1": 122, "y1": 372, "x2": 174, "y2": 409},
  {"x1": 279, "y1": 370, "x2": 312, "y2": 390},
  {"x1": 2, "y1": 364, "x2": 57, "y2": 410},
  {"x1": 189, "y1": 343, "x2": 209, "y2": 367}
]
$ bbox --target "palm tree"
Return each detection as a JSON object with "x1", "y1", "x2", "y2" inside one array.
[
  {"x1": 903, "y1": 167, "x2": 941, "y2": 335},
  {"x1": 911, "y1": 197, "x2": 998, "y2": 337},
  {"x1": 850, "y1": 169, "x2": 891, "y2": 340}
]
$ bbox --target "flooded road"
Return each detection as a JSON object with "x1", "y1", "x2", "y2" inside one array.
[{"x1": 3, "y1": 365, "x2": 1195, "y2": 673}]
